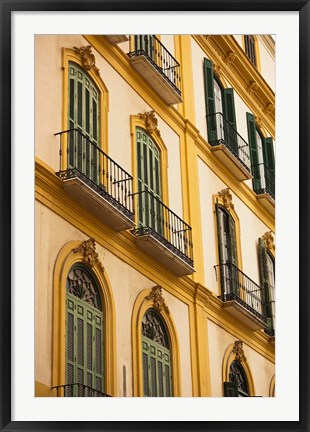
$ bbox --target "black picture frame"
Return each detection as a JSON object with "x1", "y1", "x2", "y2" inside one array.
[{"x1": 1, "y1": 1, "x2": 308, "y2": 431}]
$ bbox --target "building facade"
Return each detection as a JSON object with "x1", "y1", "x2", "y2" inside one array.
[{"x1": 35, "y1": 34, "x2": 275, "y2": 398}]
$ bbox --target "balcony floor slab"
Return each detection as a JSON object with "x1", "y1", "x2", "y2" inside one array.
[
  {"x1": 59, "y1": 176, "x2": 135, "y2": 231},
  {"x1": 129, "y1": 55, "x2": 182, "y2": 105},
  {"x1": 133, "y1": 231, "x2": 195, "y2": 277},
  {"x1": 221, "y1": 299, "x2": 266, "y2": 330},
  {"x1": 211, "y1": 143, "x2": 252, "y2": 181}
]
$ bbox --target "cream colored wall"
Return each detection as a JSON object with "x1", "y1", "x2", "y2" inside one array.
[
  {"x1": 233, "y1": 34, "x2": 243, "y2": 46},
  {"x1": 163, "y1": 289, "x2": 192, "y2": 396},
  {"x1": 191, "y1": 38, "x2": 209, "y2": 142},
  {"x1": 35, "y1": 200, "x2": 192, "y2": 395},
  {"x1": 160, "y1": 34, "x2": 175, "y2": 58},
  {"x1": 116, "y1": 38, "x2": 130, "y2": 54},
  {"x1": 35, "y1": 35, "x2": 86, "y2": 172},
  {"x1": 35, "y1": 35, "x2": 183, "y2": 218},
  {"x1": 257, "y1": 37, "x2": 275, "y2": 92},
  {"x1": 207, "y1": 320, "x2": 274, "y2": 397},
  {"x1": 197, "y1": 158, "x2": 271, "y2": 293}
]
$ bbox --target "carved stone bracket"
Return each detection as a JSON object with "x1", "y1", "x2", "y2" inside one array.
[
  {"x1": 73, "y1": 238, "x2": 104, "y2": 271},
  {"x1": 262, "y1": 231, "x2": 275, "y2": 252},
  {"x1": 218, "y1": 188, "x2": 234, "y2": 211},
  {"x1": 146, "y1": 286, "x2": 170, "y2": 314},
  {"x1": 213, "y1": 63, "x2": 223, "y2": 78},
  {"x1": 232, "y1": 340, "x2": 246, "y2": 362},
  {"x1": 224, "y1": 51, "x2": 237, "y2": 66},
  {"x1": 264, "y1": 103, "x2": 275, "y2": 117},
  {"x1": 138, "y1": 111, "x2": 161, "y2": 136},
  {"x1": 248, "y1": 80, "x2": 258, "y2": 95},
  {"x1": 255, "y1": 115, "x2": 263, "y2": 131},
  {"x1": 73, "y1": 45, "x2": 100, "y2": 75}
]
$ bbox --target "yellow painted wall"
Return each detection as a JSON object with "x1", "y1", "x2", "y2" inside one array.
[
  {"x1": 207, "y1": 320, "x2": 274, "y2": 397},
  {"x1": 35, "y1": 200, "x2": 192, "y2": 395}
]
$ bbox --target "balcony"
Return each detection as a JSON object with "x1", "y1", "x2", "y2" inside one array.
[
  {"x1": 252, "y1": 163, "x2": 275, "y2": 215},
  {"x1": 52, "y1": 383, "x2": 111, "y2": 397},
  {"x1": 55, "y1": 129, "x2": 135, "y2": 231},
  {"x1": 105, "y1": 35, "x2": 129, "y2": 45},
  {"x1": 131, "y1": 191, "x2": 194, "y2": 276},
  {"x1": 128, "y1": 35, "x2": 182, "y2": 105},
  {"x1": 206, "y1": 113, "x2": 252, "y2": 181},
  {"x1": 216, "y1": 263, "x2": 267, "y2": 330}
]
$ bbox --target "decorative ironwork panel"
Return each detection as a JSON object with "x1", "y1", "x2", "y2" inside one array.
[
  {"x1": 229, "y1": 360, "x2": 249, "y2": 396},
  {"x1": 66, "y1": 265, "x2": 101, "y2": 310},
  {"x1": 142, "y1": 310, "x2": 169, "y2": 348}
]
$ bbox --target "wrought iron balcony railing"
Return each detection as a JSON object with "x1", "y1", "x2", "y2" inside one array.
[
  {"x1": 128, "y1": 35, "x2": 181, "y2": 96},
  {"x1": 251, "y1": 163, "x2": 275, "y2": 199},
  {"x1": 216, "y1": 262, "x2": 267, "y2": 324},
  {"x1": 131, "y1": 190, "x2": 194, "y2": 268},
  {"x1": 206, "y1": 112, "x2": 251, "y2": 173},
  {"x1": 52, "y1": 383, "x2": 111, "y2": 397},
  {"x1": 55, "y1": 129, "x2": 134, "y2": 220}
]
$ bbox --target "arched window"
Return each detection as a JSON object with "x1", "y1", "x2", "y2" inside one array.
[
  {"x1": 136, "y1": 127, "x2": 162, "y2": 233},
  {"x1": 68, "y1": 62, "x2": 100, "y2": 184},
  {"x1": 225, "y1": 360, "x2": 249, "y2": 397},
  {"x1": 141, "y1": 309, "x2": 172, "y2": 397},
  {"x1": 66, "y1": 264, "x2": 104, "y2": 396}
]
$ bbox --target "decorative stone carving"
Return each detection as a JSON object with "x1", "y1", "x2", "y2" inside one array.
[
  {"x1": 255, "y1": 115, "x2": 263, "y2": 130},
  {"x1": 248, "y1": 80, "x2": 258, "y2": 95},
  {"x1": 232, "y1": 340, "x2": 246, "y2": 362},
  {"x1": 264, "y1": 103, "x2": 275, "y2": 116},
  {"x1": 73, "y1": 238, "x2": 104, "y2": 271},
  {"x1": 224, "y1": 51, "x2": 237, "y2": 66},
  {"x1": 213, "y1": 63, "x2": 223, "y2": 78},
  {"x1": 218, "y1": 188, "x2": 234, "y2": 211},
  {"x1": 138, "y1": 111, "x2": 160, "y2": 135},
  {"x1": 204, "y1": 35, "x2": 213, "y2": 41},
  {"x1": 262, "y1": 231, "x2": 275, "y2": 252},
  {"x1": 73, "y1": 45, "x2": 100, "y2": 74},
  {"x1": 146, "y1": 286, "x2": 170, "y2": 314}
]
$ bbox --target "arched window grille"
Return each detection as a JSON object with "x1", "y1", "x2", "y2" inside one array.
[{"x1": 229, "y1": 360, "x2": 249, "y2": 397}]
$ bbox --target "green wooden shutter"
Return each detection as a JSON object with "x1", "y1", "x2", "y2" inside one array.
[
  {"x1": 246, "y1": 112, "x2": 260, "y2": 190},
  {"x1": 136, "y1": 128, "x2": 162, "y2": 233},
  {"x1": 263, "y1": 137, "x2": 275, "y2": 196},
  {"x1": 142, "y1": 335, "x2": 172, "y2": 397},
  {"x1": 224, "y1": 381, "x2": 238, "y2": 397},
  {"x1": 66, "y1": 293, "x2": 104, "y2": 396},
  {"x1": 68, "y1": 62, "x2": 100, "y2": 184},
  {"x1": 228, "y1": 214, "x2": 239, "y2": 296},
  {"x1": 204, "y1": 58, "x2": 217, "y2": 143},
  {"x1": 223, "y1": 88, "x2": 237, "y2": 130},
  {"x1": 223, "y1": 88, "x2": 238, "y2": 154},
  {"x1": 258, "y1": 239, "x2": 274, "y2": 333},
  {"x1": 215, "y1": 204, "x2": 224, "y2": 265}
]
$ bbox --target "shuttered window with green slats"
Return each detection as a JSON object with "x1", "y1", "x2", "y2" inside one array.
[
  {"x1": 246, "y1": 112, "x2": 275, "y2": 194},
  {"x1": 136, "y1": 128, "x2": 162, "y2": 233},
  {"x1": 141, "y1": 309, "x2": 172, "y2": 397},
  {"x1": 68, "y1": 62, "x2": 100, "y2": 184},
  {"x1": 216, "y1": 205, "x2": 238, "y2": 295},
  {"x1": 258, "y1": 239, "x2": 275, "y2": 335},
  {"x1": 203, "y1": 58, "x2": 237, "y2": 151},
  {"x1": 66, "y1": 264, "x2": 104, "y2": 396}
]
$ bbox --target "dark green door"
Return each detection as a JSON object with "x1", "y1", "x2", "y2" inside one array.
[
  {"x1": 68, "y1": 62, "x2": 100, "y2": 184},
  {"x1": 136, "y1": 127, "x2": 162, "y2": 234}
]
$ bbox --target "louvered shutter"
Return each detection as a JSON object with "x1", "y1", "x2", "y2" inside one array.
[
  {"x1": 66, "y1": 293, "x2": 104, "y2": 397},
  {"x1": 246, "y1": 112, "x2": 261, "y2": 191},
  {"x1": 68, "y1": 62, "x2": 100, "y2": 184},
  {"x1": 223, "y1": 88, "x2": 238, "y2": 154},
  {"x1": 258, "y1": 239, "x2": 274, "y2": 333},
  {"x1": 204, "y1": 58, "x2": 217, "y2": 143},
  {"x1": 228, "y1": 214, "x2": 239, "y2": 296},
  {"x1": 224, "y1": 381, "x2": 238, "y2": 397},
  {"x1": 263, "y1": 137, "x2": 275, "y2": 196}
]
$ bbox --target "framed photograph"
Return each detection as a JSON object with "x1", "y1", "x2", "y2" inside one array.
[{"x1": 2, "y1": 1, "x2": 308, "y2": 431}]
